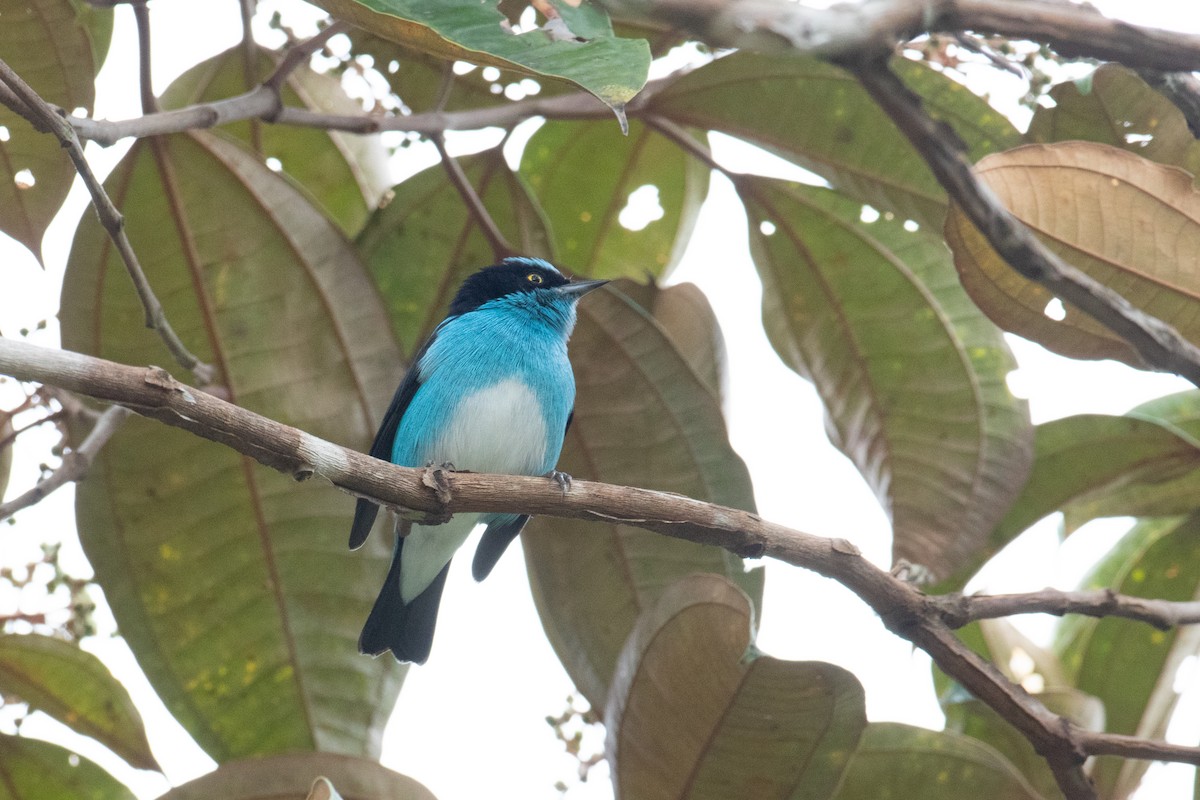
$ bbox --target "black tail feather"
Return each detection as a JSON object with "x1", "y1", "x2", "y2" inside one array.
[
  {"x1": 358, "y1": 535, "x2": 450, "y2": 664},
  {"x1": 472, "y1": 514, "x2": 530, "y2": 581}
]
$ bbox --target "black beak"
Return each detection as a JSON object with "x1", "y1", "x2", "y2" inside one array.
[{"x1": 557, "y1": 278, "x2": 609, "y2": 297}]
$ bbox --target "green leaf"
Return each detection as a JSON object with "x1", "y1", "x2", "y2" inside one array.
[
  {"x1": 520, "y1": 119, "x2": 709, "y2": 278},
  {"x1": 833, "y1": 723, "x2": 1044, "y2": 800},
  {"x1": 742, "y1": 177, "x2": 1031, "y2": 579},
  {"x1": 944, "y1": 413, "x2": 1200, "y2": 589},
  {"x1": 1055, "y1": 393, "x2": 1200, "y2": 531},
  {"x1": 60, "y1": 132, "x2": 406, "y2": 761},
  {"x1": 307, "y1": 0, "x2": 649, "y2": 113},
  {"x1": 617, "y1": 280, "x2": 726, "y2": 400},
  {"x1": 0, "y1": 634, "x2": 157, "y2": 771},
  {"x1": 523, "y1": 284, "x2": 762, "y2": 712},
  {"x1": 0, "y1": 0, "x2": 102, "y2": 261},
  {"x1": 0, "y1": 734, "x2": 135, "y2": 800},
  {"x1": 1027, "y1": 64, "x2": 1200, "y2": 175},
  {"x1": 649, "y1": 53, "x2": 1020, "y2": 228},
  {"x1": 68, "y1": 0, "x2": 113, "y2": 72},
  {"x1": 945, "y1": 142, "x2": 1200, "y2": 368},
  {"x1": 607, "y1": 574, "x2": 865, "y2": 800},
  {"x1": 161, "y1": 45, "x2": 391, "y2": 237},
  {"x1": 355, "y1": 147, "x2": 553, "y2": 360},
  {"x1": 1054, "y1": 515, "x2": 1200, "y2": 800},
  {"x1": 159, "y1": 752, "x2": 436, "y2": 800}
]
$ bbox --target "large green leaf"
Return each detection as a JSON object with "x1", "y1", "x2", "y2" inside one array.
[
  {"x1": 1054, "y1": 515, "x2": 1200, "y2": 800},
  {"x1": 160, "y1": 753, "x2": 436, "y2": 800},
  {"x1": 648, "y1": 53, "x2": 1020, "y2": 228},
  {"x1": 943, "y1": 413, "x2": 1200, "y2": 589},
  {"x1": 0, "y1": 734, "x2": 134, "y2": 800},
  {"x1": 0, "y1": 0, "x2": 103, "y2": 260},
  {"x1": 832, "y1": 723, "x2": 1043, "y2": 800},
  {"x1": 742, "y1": 177, "x2": 1031, "y2": 579},
  {"x1": 1055, "y1": 393, "x2": 1200, "y2": 531},
  {"x1": 618, "y1": 280, "x2": 726, "y2": 400},
  {"x1": 1027, "y1": 64, "x2": 1200, "y2": 175},
  {"x1": 520, "y1": 119, "x2": 709, "y2": 278},
  {"x1": 60, "y1": 131, "x2": 405, "y2": 761},
  {"x1": 0, "y1": 633, "x2": 157, "y2": 771},
  {"x1": 606, "y1": 574, "x2": 865, "y2": 800},
  {"x1": 523, "y1": 284, "x2": 762, "y2": 712},
  {"x1": 161, "y1": 45, "x2": 390, "y2": 237},
  {"x1": 945, "y1": 142, "x2": 1200, "y2": 368},
  {"x1": 307, "y1": 0, "x2": 649, "y2": 113},
  {"x1": 355, "y1": 147, "x2": 553, "y2": 360}
]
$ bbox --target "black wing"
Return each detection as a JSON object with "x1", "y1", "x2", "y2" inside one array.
[
  {"x1": 469, "y1": 409, "x2": 575, "y2": 580},
  {"x1": 348, "y1": 331, "x2": 441, "y2": 550}
]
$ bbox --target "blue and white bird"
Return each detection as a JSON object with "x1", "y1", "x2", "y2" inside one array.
[{"x1": 349, "y1": 257, "x2": 607, "y2": 663}]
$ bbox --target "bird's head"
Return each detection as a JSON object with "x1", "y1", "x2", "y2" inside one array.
[{"x1": 448, "y1": 257, "x2": 608, "y2": 317}]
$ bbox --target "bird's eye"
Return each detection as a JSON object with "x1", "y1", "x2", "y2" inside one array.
[{"x1": 527, "y1": 273, "x2": 543, "y2": 285}]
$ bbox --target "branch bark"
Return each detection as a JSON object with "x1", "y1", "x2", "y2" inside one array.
[
  {"x1": 0, "y1": 60, "x2": 215, "y2": 384},
  {"x1": 7, "y1": 337, "x2": 1200, "y2": 796}
]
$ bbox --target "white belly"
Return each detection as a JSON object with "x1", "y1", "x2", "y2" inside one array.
[{"x1": 429, "y1": 378, "x2": 549, "y2": 476}]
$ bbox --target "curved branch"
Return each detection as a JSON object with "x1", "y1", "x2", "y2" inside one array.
[
  {"x1": 7, "y1": 336, "x2": 1200, "y2": 798},
  {"x1": 0, "y1": 60, "x2": 215, "y2": 384},
  {"x1": 931, "y1": 588, "x2": 1200, "y2": 631}
]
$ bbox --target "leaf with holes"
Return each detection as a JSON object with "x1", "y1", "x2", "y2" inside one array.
[
  {"x1": 946, "y1": 142, "x2": 1200, "y2": 368},
  {"x1": 160, "y1": 752, "x2": 436, "y2": 800},
  {"x1": 648, "y1": 53, "x2": 1020, "y2": 228},
  {"x1": 1027, "y1": 64, "x2": 1200, "y2": 175},
  {"x1": 0, "y1": 0, "x2": 105, "y2": 261},
  {"x1": 521, "y1": 119, "x2": 709, "y2": 278},
  {"x1": 307, "y1": 0, "x2": 649, "y2": 113},
  {"x1": 742, "y1": 177, "x2": 1031, "y2": 580},
  {"x1": 161, "y1": 45, "x2": 391, "y2": 237},
  {"x1": 523, "y1": 284, "x2": 762, "y2": 712},
  {"x1": 606, "y1": 574, "x2": 865, "y2": 800},
  {"x1": 0, "y1": 633, "x2": 157, "y2": 770},
  {"x1": 355, "y1": 147, "x2": 553, "y2": 360},
  {"x1": 61, "y1": 131, "x2": 406, "y2": 761},
  {"x1": 1055, "y1": 515, "x2": 1200, "y2": 800},
  {"x1": 942, "y1": 413, "x2": 1200, "y2": 590},
  {"x1": 0, "y1": 734, "x2": 135, "y2": 800},
  {"x1": 832, "y1": 723, "x2": 1043, "y2": 800}
]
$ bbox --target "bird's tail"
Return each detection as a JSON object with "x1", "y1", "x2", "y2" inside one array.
[{"x1": 359, "y1": 528, "x2": 450, "y2": 665}]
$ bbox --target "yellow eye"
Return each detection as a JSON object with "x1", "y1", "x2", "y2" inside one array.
[{"x1": 527, "y1": 273, "x2": 543, "y2": 285}]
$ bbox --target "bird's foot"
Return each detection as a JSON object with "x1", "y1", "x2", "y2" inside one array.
[
  {"x1": 425, "y1": 460, "x2": 457, "y2": 472},
  {"x1": 547, "y1": 469, "x2": 572, "y2": 495},
  {"x1": 421, "y1": 462, "x2": 455, "y2": 507},
  {"x1": 891, "y1": 559, "x2": 934, "y2": 586}
]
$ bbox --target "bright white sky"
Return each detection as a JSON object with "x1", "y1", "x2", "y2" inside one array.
[{"x1": 2, "y1": 2, "x2": 1200, "y2": 799}]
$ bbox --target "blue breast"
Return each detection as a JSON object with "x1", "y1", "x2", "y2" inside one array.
[{"x1": 391, "y1": 292, "x2": 577, "y2": 477}]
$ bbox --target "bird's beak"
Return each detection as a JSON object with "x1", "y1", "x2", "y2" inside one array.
[{"x1": 557, "y1": 278, "x2": 609, "y2": 297}]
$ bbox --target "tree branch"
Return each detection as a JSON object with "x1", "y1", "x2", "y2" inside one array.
[
  {"x1": 931, "y1": 588, "x2": 1200, "y2": 631},
  {"x1": 0, "y1": 60, "x2": 215, "y2": 384},
  {"x1": 264, "y1": 21, "x2": 350, "y2": 93},
  {"x1": 0, "y1": 404, "x2": 130, "y2": 521},
  {"x1": 10, "y1": 337, "x2": 1200, "y2": 798},
  {"x1": 433, "y1": 134, "x2": 513, "y2": 259},
  {"x1": 1081, "y1": 731, "x2": 1200, "y2": 766},
  {"x1": 597, "y1": 0, "x2": 1200, "y2": 71},
  {"x1": 131, "y1": 0, "x2": 157, "y2": 113},
  {"x1": 850, "y1": 57, "x2": 1200, "y2": 387}
]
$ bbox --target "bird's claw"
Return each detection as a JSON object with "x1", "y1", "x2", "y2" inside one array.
[{"x1": 547, "y1": 470, "x2": 572, "y2": 495}]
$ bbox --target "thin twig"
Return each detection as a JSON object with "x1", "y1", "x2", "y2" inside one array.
[
  {"x1": 931, "y1": 588, "x2": 1200, "y2": 631},
  {"x1": 0, "y1": 60, "x2": 215, "y2": 383},
  {"x1": 264, "y1": 21, "x2": 349, "y2": 92},
  {"x1": 432, "y1": 134, "x2": 514, "y2": 259},
  {"x1": 0, "y1": 404, "x2": 130, "y2": 521},
  {"x1": 433, "y1": 62, "x2": 456, "y2": 113},
  {"x1": 238, "y1": 0, "x2": 264, "y2": 153},
  {"x1": 131, "y1": 0, "x2": 157, "y2": 113},
  {"x1": 850, "y1": 57, "x2": 1200, "y2": 388},
  {"x1": 0, "y1": 410, "x2": 64, "y2": 451},
  {"x1": 1082, "y1": 731, "x2": 1200, "y2": 765}
]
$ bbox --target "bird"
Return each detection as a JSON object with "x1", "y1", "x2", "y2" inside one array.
[{"x1": 349, "y1": 256, "x2": 607, "y2": 664}]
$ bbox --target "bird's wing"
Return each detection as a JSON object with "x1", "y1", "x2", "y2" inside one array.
[{"x1": 348, "y1": 324, "x2": 447, "y2": 550}]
